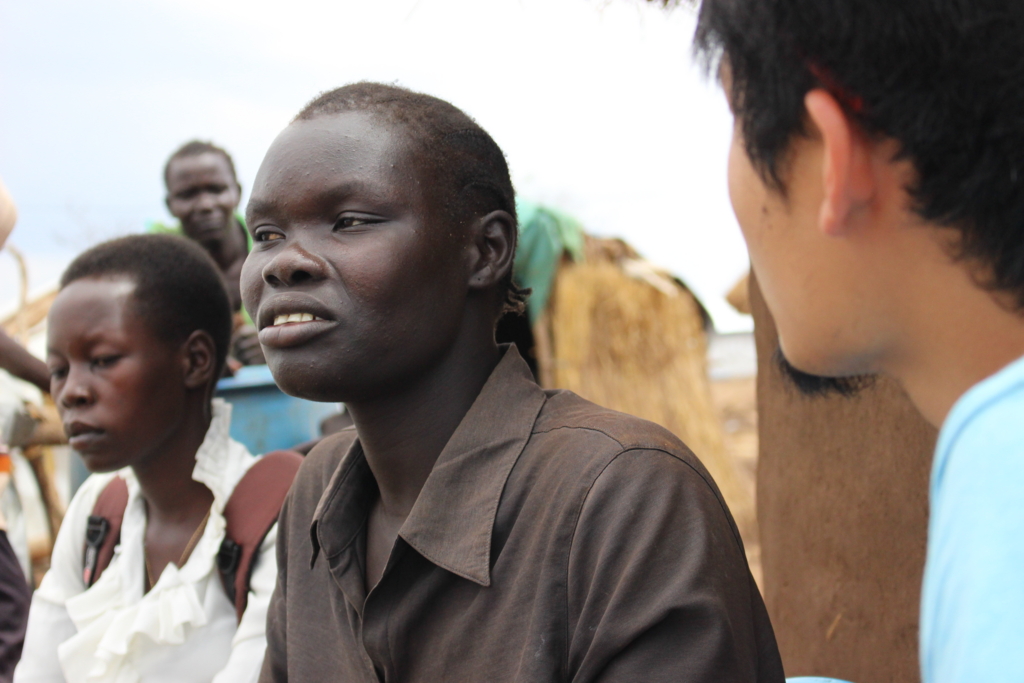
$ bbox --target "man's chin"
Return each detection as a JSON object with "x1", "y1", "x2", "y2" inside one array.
[
  {"x1": 267, "y1": 357, "x2": 345, "y2": 403},
  {"x1": 773, "y1": 347, "x2": 875, "y2": 398}
]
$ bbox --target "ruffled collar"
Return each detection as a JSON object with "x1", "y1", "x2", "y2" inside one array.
[{"x1": 58, "y1": 398, "x2": 256, "y2": 683}]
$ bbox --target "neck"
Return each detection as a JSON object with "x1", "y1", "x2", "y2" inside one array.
[
  {"x1": 205, "y1": 218, "x2": 247, "y2": 271},
  {"x1": 347, "y1": 329, "x2": 501, "y2": 518},
  {"x1": 132, "y1": 395, "x2": 214, "y2": 520},
  {"x1": 882, "y1": 256, "x2": 1024, "y2": 428}
]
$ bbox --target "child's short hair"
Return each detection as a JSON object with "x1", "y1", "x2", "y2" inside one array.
[
  {"x1": 695, "y1": 0, "x2": 1024, "y2": 306},
  {"x1": 164, "y1": 140, "x2": 238, "y2": 186},
  {"x1": 295, "y1": 82, "x2": 527, "y2": 315},
  {"x1": 60, "y1": 234, "x2": 233, "y2": 376}
]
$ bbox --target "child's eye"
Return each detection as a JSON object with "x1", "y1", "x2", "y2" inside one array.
[
  {"x1": 255, "y1": 230, "x2": 285, "y2": 242},
  {"x1": 91, "y1": 355, "x2": 121, "y2": 369},
  {"x1": 49, "y1": 366, "x2": 67, "y2": 381}
]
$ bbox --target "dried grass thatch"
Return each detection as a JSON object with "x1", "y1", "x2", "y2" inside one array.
[
  {"x1": 727, "y1": 271, "x2": 752, "y2": 315},
  {"x1": 1, "y1": 244, "x2": 56, "y2": 344},
  {"x1": 534, "y1": 236, "x2": 753, "y2": 534},
  {"x1": 2, "y1": 290, "x2": 56, "y2": 343}
]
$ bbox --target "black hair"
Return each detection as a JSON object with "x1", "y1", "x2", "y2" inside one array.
[
  {"x1": 164, "y1": 140, "x2": 239, "y2": 187},
  {"x1": 60, "y1": 234, "x2": 233, "y2": 378},
  {"x1": 774, "y1": 347, "x2": 874, "y2": 398},
  {"x1": 295, "y1": 82, "x2": 528, "y2": 315},
  {"x1": 694, "y1": 0, "x2": 1024, "y2": 307}
]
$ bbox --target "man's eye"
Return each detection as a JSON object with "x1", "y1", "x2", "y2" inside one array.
[{"x1": 335, "y1": 216, "x2": 371, "y2": 229}]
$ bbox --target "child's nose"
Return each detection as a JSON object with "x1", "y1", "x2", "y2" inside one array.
[{"x1": 59, "y1": 368, "x2": 94, "y2": 409}]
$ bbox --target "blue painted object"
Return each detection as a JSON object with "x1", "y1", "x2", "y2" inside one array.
[{"x1": 215, "y1": 365, "x2": 338, "y2": 454}]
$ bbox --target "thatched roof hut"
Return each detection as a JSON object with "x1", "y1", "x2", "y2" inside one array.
[{"x1": 500, "y1": 201, "x2": 754, "y2": 543}]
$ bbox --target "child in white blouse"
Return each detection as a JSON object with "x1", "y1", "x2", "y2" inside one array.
[{"x1": 15, "y1": 235, "x2": 277, "y2": 683}]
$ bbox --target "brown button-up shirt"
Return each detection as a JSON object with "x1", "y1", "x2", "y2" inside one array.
[{"x1": 260, "y1": 346, "x2": 783, "y2": 682}]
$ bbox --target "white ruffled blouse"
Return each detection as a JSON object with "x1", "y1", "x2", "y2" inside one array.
[{"x1": 14, "y1": 400, "x2": 277, "y2": 683}]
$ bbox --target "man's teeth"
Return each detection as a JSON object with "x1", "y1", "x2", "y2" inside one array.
[{"x1": 272, "y1": 313, "x2": 322, "y2": 326}]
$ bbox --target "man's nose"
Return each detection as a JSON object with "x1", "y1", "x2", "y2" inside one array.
[
  {"x1": 262, "y1": 240, "x2": 329, "y2": 288},
  {"x1": 195, "y1": 191, "x2": 218, "y2": 211}
]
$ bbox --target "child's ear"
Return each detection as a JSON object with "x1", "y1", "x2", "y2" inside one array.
[
  {"x1": 467, "y1": 210, "x2": 516, "y2": 291},
  {"x1": 181, "y1": 330, "x2": 218, "y2": 390}
]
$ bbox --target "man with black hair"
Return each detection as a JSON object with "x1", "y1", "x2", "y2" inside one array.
[
  {"x1": 247, "y1": 82, "x2": 783, "y2": 682},
  {"x1": 150, "y1": 140, "x2": 264, "y2": 366},
  {"x1": 695, "y1": 0, "x2": 1024, "y2": 680}
]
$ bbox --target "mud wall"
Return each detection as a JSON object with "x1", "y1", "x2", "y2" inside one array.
[{"x1": 751, "y1": 274, "x2": 935, "y2": 683}]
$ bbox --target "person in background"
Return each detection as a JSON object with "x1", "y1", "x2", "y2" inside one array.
[
  {"x1": 0, "y1": 446, "x2": 30, "y2": 683},
  {"x1": 0, "y1": 180, "x2": 48, "y2": 394},
  {"x1": 0, "y1": 178, "x2": 43, "y2": 682},
  {"x1": 15, "y1": 235, "x2": 278, "y2": 683},
  {"x1": 694, "y1": 0, "x2": 1024, "y2": 680},
  {"x1": 149, "y1": 141, "x2": 264, "y2": 368}
]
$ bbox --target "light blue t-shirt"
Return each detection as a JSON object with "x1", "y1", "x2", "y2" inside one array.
[{"x1": 921, "y1": 354, "x2": 1024, "y2": 682}]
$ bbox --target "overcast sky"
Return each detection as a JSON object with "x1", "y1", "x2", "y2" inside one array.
[{"x1": 0, "y1": 0, "x2": 752, "y2": 331}]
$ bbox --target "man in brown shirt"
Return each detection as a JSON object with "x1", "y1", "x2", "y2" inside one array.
[
  {"x1": 265, "y1": 345, "x2": 782, "y2": 682},
  {"x1": 243, "y1": 82, "x2": 783, "y2": 682}
]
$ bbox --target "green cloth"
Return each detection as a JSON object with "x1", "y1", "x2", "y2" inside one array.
[
  {"x1": 513, "y1": 200, "x2": 585, "y2": 324},
  {"x1": 145, "y1": 214, "x2": 254, "y2": 326}
]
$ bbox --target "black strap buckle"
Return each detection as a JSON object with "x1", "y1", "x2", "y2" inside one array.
[
  {"x1": 217, "y1": 539, "x2": 241, "y2": 603},
  {"x1": 83, "y1": 516, "x2": 110, "y2": 586}
]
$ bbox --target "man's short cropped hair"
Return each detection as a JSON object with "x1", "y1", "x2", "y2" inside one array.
[
  {"x1": 164, "y1": 140, "x2": 238, "y2": 187},
  {"x1": 60, "y1": 234, "x2": 233, "y2": 376},
  {"x1": 694, "y1": 0, "x2": 1024, "y2": 307},
  {"x1": 295, "y1": 82, "x2": 528, "y2": 315}
]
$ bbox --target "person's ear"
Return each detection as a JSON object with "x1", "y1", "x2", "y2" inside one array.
[
  {"x1": 467, "y1": 209, "x2": 516, "y2": 291},
  {"x1": 181, "y1": 330, "x2": 218, "y2": 390},
  {"x1": 804, "y1": 89, "x2": 875, "y2": 236},
  {"x1": 164, "y1": 194, "x2": 173, "y2": 215}
]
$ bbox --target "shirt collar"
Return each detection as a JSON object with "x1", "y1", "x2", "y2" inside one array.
[{"x1": 310, "y1": 345, "x2": 546, "y2": 587}]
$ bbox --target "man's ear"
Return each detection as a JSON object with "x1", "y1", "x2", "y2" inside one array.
[
  {"x1": 804, "y1": 89, "x2": 875, "y2": 236},
  {"x1": 164, "y1": 194, "x2": 173, "y2": 215},
  {"x1": 467, "y1": 210, "x2": 516, "y2": 291},
  {"x1": 181, "y1": 330, "x2": 218, "y2": 390}
]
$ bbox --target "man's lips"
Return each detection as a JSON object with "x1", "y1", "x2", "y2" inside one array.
[
  {"x1": 258, "y1": 295, "x2": 335, "y2": 328},
  {"x1": 186, "y1": 215, "x2": 230, "y2": 236},
  {"x1": 258, "y1": 317, "x2": 338, "y2": 349}
]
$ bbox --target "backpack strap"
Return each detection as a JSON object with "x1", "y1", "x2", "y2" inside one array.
[
  {"x1": 83, "y1": 477, "x2": 129, "y2": 587},
  {"x1": 217, "y1": 450, "x2": 302, "y2": 623}
]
